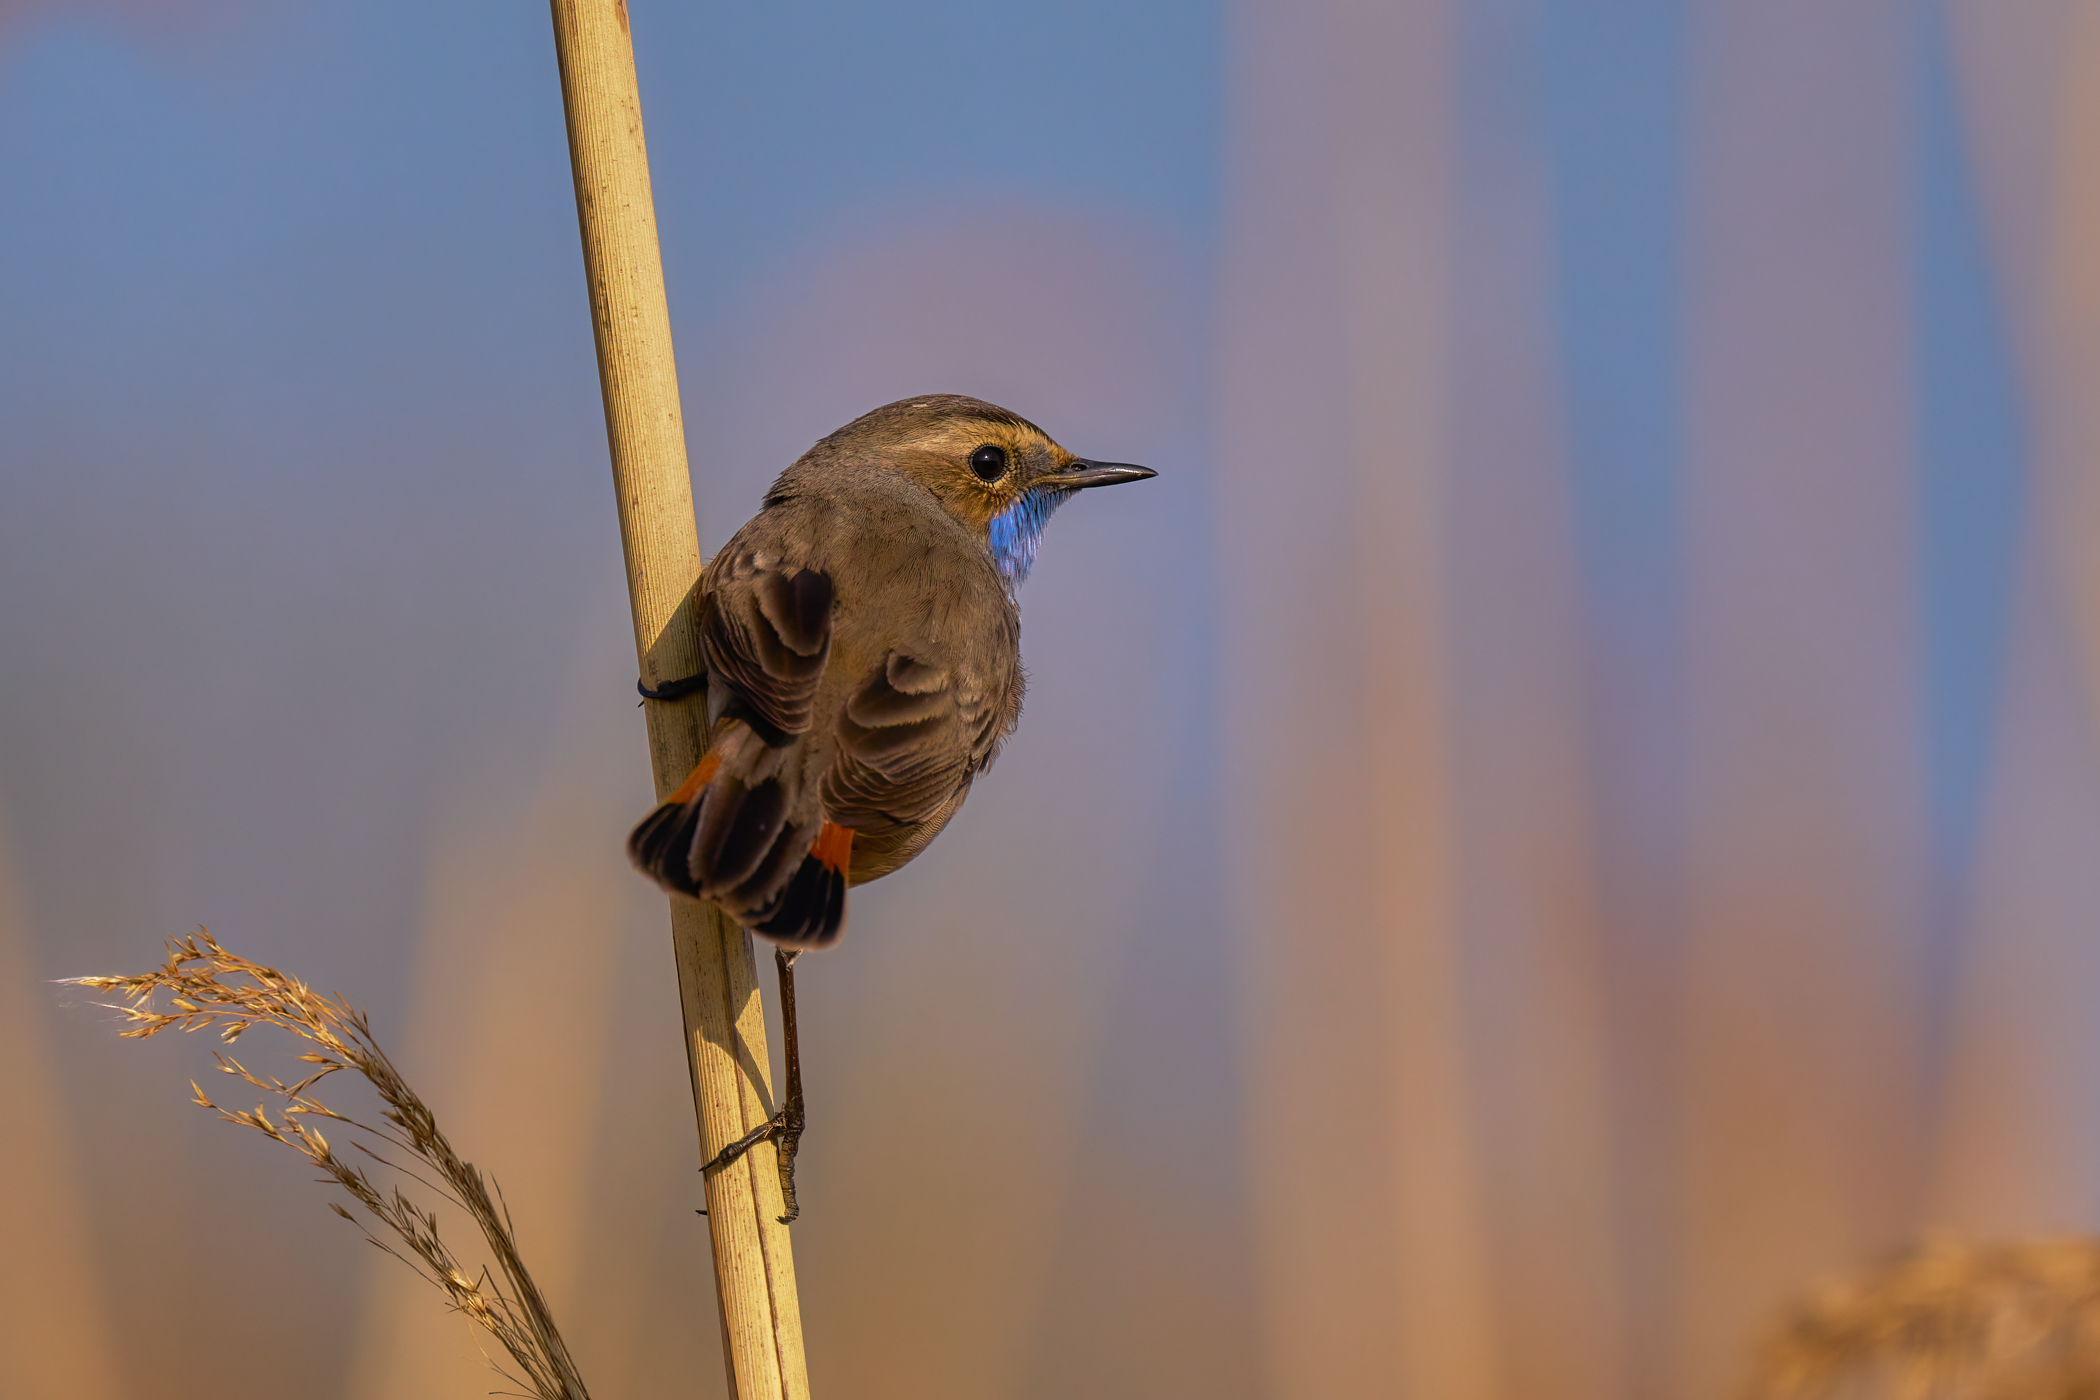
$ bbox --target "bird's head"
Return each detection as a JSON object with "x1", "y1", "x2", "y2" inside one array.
[{"x1": 786, "y1": 394, "x2": 1155, "y2": 588}]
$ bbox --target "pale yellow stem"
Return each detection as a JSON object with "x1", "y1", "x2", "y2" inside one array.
[{"x1": 544, "y1": 2, "x2": 809, "y2": 1395}]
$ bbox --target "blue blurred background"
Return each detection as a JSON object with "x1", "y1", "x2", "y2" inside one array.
[{"x1": 1, "y1": 0, "x2": 2091, "y2": 1396}]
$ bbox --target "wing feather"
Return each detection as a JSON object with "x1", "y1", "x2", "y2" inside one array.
[
  {"x1": 823, "y1": 650, "x2": 1009, "y2": 830},
  {"x1": 699, "y1": 563, "x2": 833, "y2": 740}
]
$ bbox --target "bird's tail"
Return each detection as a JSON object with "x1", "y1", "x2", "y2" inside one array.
[{"x1": 627, "y1": 721, "x2": 853, "y2": 947}]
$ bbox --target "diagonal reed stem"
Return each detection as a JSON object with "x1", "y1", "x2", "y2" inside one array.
[{"x1": 544, "y1": 2, "x2": 810, "y2": 1396}]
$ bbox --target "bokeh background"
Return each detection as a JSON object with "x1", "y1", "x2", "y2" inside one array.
[{"x1": 2, "y1": 0, "x2": 2095, "y2": 1396}]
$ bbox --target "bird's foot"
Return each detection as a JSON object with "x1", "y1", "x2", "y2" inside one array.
[
  {"x1": 702, "y1": 1101, "x2": 805, "y2": 1224},
  {"x1": 637, "y1": 672, "x2": 706, "y2": 703}
]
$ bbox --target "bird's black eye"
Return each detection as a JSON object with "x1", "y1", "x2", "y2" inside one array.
[{"x1": 969, "y1": 444, "x2": 1009, "y2": 482}]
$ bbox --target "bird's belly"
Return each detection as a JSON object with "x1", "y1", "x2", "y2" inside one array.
[{"x1": 842, "y1": 778, "x2": 973, "y2": 885}]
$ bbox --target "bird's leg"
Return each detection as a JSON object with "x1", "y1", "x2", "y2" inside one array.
[
  {"x1": 772, "y1": 948, "x2": 806, "y2": 1221},
  {"x1": 701, "y1": 947, "x2": 806, "y2": 1224},
  {"x1": 637, "y1": 672, "x2": 707, "y2": 703}
]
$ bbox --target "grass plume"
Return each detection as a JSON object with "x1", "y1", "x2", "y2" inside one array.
[
  {"x1": 67, "y1": 930, "x2": 590, "y2": 1400},
  {"x1": 1746, "y1": 1236, "x2": 2100, "y2": 1400}
]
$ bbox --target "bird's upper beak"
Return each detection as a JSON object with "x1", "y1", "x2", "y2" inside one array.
[{"x1": 1033, "y1": 458, "x2": 1158, "y2": 491}]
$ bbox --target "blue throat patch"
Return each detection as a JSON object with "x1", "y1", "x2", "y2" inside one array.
[{"x1": 987, "y1": 488, "x2": 1074, "y2": 588}]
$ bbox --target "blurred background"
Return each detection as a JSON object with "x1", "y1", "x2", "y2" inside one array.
[{"x1": 0, "y1": 0, "x2": 2093, "y2": 1396}]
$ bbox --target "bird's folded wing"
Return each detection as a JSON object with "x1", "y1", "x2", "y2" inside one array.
[
  {"x1": 699, "y1": 563, "x2": 833, "y2": 738},
  {"x1": 822, "y1": 650, "x2": 1006, "y2": 827}
]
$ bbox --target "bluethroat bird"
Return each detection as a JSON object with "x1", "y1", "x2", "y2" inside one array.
[{"x1": 629, "y1": 394, "x2": 1155, "y2": 1219}]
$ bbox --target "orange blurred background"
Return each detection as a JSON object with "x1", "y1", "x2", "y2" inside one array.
[{"x1": 4, "y1": 1, "x2": 2097, "y2": 1397}]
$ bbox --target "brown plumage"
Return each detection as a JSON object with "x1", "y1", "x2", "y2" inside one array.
[{"x1": 627, "y1": 394, "x2": 1155, "y2": 946}]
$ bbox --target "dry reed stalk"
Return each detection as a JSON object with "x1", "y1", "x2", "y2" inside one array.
[
  {"x1": 67, "y1": 930, "x2": 590, "y2": 1400},
  {"x1": 1745, "y1": 1235, "x2": 2100, "y2": 1400},
  {"x1": 545, "y1": 1, "x2": 809, "y2": 1396}
]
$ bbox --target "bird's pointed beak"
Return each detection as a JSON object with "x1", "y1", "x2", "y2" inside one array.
[{"x1": 1033, "y1": 459, "x2": 1158, "y2": 491}]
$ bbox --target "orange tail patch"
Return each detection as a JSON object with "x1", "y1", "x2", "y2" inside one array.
[
  {"x1": 812, "y1": 821, "x2": 854, "y2": 877},
  {"x1": 667, "y1": 750, "x2": 722, "y2": 805}
]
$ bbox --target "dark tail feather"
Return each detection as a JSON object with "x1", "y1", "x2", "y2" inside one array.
[
  {"x1": 722, "y1": 811, "x2": 811, "y2": 911},
  {"x1": 691, "y1": 775, "x2": 788, "y2": 889},
  {"x1": 627, "y1": 753, "x2": 722, "y2": 897},
  {"x1": 628, "y1": 749, "x2": 849, "y2": 946},
  {"x1": 750, "y1": 824, "x2": 852, "y2": 947}
]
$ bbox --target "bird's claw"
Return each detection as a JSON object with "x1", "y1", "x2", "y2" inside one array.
[
  {"x1": 702, "y1": 1104, "x2": 805, "y2": 1224},
  {"x1": 699, "y1": 948, "x2": 806, "y2": 1224},
  {"x1": 637, "y1": 672, "x2": 706, "y2": 703}
]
